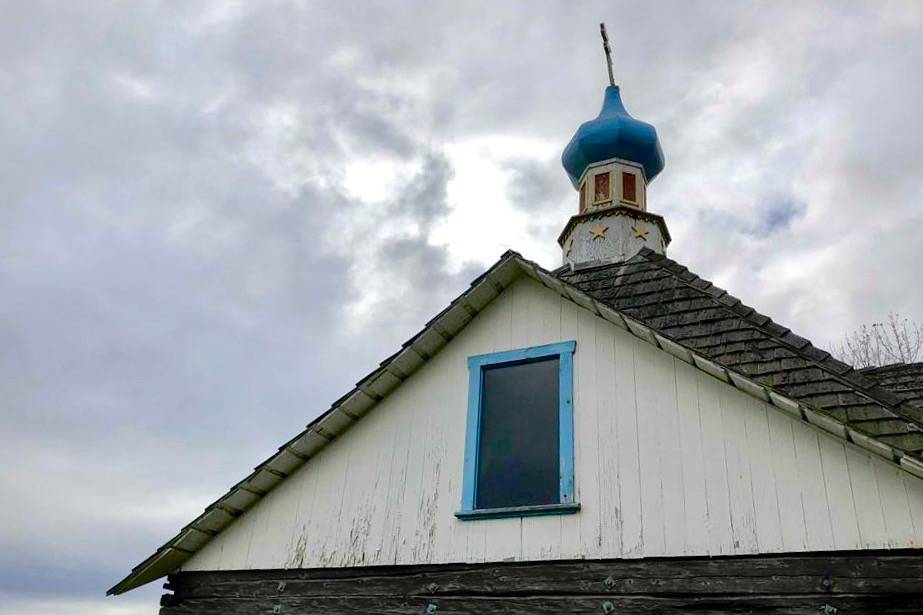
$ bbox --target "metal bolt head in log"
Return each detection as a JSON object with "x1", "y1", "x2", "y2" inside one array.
[
  {"x1": 426, "y1": 602, "x2": 438, "y2": 614},
  {"x1": 603, "y1": 575, "x2": 616, "y2": 589},
  {"x1": 601, "y1": 600, "x2": 615, "y2": 613}
]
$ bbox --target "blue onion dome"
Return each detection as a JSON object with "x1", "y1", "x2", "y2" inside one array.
[{"x1": 562, "y1": 85, "x2": 665, "y2": 188}]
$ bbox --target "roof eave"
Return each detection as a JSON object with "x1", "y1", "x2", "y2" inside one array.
[{"x1": 109, "y1": 251, "x2": 527, "y2": 595}]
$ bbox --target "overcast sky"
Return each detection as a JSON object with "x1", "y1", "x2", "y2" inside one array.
[{"x1": 3, "y1": 1, "x2": 923, "y2": 613}]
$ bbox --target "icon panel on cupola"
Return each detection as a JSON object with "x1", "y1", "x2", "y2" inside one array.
[
  {"x1": 622, "y1": 171, "x2": 637, "y2": 204},
  {"x1": 593, "y1": 172, "x2": 611, "y2": 204}
]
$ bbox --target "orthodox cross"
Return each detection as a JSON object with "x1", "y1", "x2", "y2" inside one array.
[{"x1": 600, "y1": 22, "x2": 615, "y2": 86}]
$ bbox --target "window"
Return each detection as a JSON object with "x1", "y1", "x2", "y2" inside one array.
[
  {"x1": 593, "y1": 172, "x2": 611, "y2": 203},
  {"x1": 622, "y1": 171, "x2": 637, "y2": 203},
  {"x1": 457, "y1": 341, "x2": 579, "y2": 519}
]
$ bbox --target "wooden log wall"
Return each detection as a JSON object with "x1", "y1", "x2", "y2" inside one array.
[{"x1": 161, "y1": 550, "x2": 923, "y2": 614}]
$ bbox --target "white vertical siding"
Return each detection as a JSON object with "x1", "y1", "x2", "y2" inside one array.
[{"x1": 182, "y1": 277, "x2": 923, "y2": 572}]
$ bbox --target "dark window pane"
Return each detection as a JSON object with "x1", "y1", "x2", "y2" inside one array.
[{"x1": 476, "y1": 357, "x2": 559, "y2": 509}]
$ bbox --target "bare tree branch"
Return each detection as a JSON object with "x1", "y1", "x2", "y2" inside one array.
[{"x1": 832, "y1": 313, "x2": 923, "y2": 368}]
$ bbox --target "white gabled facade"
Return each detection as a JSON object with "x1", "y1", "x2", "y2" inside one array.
[{"x1": 182, "y1": 276, "x2": 923, "y2": 573}]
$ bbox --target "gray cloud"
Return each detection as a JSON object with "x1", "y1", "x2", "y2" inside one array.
[{"x1": 2, "y1": 2, "x2": 923, "y2": 613}]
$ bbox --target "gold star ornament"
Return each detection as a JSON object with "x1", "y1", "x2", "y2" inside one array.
[
  {"x1": 631, "y1": 224, "x2": 649, "y2": 240},
  {"x1": 589, "y1": 223, "x2": 608, "y2": 240}
]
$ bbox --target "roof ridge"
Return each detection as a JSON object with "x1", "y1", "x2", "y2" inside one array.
[
  {"x1": 858, "y1": 362, "x2": 923, "y2": 412},
  {"x1": 861, "y1": 361, "x2": 923, "y2": 373},
  {"x1": 551, "y1": 254, "x2": 646, "y2": 276},
  {"x1": 631, "y1": 250, "x2": 923, "y2": 430}
]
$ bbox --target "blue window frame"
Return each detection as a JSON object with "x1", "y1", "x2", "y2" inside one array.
[{"x1": 456, "y1": 340, "x2": 579, "y2": 520}]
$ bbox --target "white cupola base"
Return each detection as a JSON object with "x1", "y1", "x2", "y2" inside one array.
[{"x1": 558, "y1": 204, "x2": 670, "y2": 268}]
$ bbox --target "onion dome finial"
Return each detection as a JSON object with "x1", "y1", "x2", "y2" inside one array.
[{"x1": 561, "y1": 24, "x2": 665, "y2": 188}]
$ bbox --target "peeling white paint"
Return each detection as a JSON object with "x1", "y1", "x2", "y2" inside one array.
[{"x1": 182, "y1": 277, "x2": 923, "y2": 572}]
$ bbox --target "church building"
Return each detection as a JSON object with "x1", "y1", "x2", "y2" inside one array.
[{"x1": 111, "y1": 29, "x2": 923, "y2": 613}]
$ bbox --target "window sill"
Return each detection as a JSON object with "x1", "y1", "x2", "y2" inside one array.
[{"x1": 455, "y1": 502, "x2": 580, "y2": 520}]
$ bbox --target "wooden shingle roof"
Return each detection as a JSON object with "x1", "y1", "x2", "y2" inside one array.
[
  {"x1": 861, "y1": 362, "x2": 923, "y2": 409},
  {"x1": 557, "y1": 247, "x2": 923, "y2": 456}
]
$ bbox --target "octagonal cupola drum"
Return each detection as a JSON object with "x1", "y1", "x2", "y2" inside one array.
[{"x1": 558, "y1": 23, "x2": 670, "y2": 268}]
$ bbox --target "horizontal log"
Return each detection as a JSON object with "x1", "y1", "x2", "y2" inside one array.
[
  {"x1": 162, "y1": 550, "x2": 923, "y2": 614},
  {"x1": 169, "y1": 569, "x2": 923, "y2": 600},
  {"x1": 168, "y1": 550, "x2": 923, "y2": 598},
  {"x1": 162, "y1": 593, "x2": 923, "y2": 615}
]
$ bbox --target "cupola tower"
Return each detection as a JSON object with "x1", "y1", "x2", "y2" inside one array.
[{"x1": 558, "y1": 24, "x2": 670, "y2": 267}]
